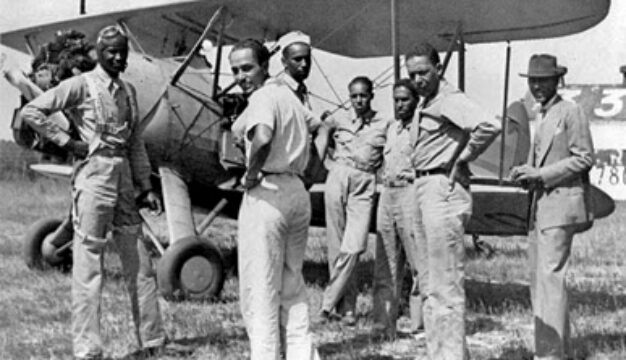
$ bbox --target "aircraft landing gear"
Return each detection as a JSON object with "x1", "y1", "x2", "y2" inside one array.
[
  {"x1": 153, "y1": 166, "x2": 228, "y2": 302},
  {"x1": 23, "y1": 217, "x2": 73, "y2": 271},
  {"x1": 156, "y1": 235, "x2": 225, "y2": 301}
]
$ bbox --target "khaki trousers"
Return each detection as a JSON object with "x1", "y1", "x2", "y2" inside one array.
[
  {"x1": 372, "y1": 185, "x2": 423, "y2": 335},
  {"x1": 529, "y1": 225, "x2": 575, "y2": 360},
  {"x1": 237, "y1": 174, "x2": 320, "y2": 360},
  {"x1": 71, "y1": 156, "x2": 165, "y2": 358},
  {"x1": 321, "y1": 164, "x2": 376, "y2": 314},
  {"x1": 415, "y1": 175, "x2": 471, "y2": 360}
]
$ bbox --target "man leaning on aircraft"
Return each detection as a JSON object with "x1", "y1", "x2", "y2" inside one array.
[
  {"x1": 20, "y1": 25, "x2": 187, "y2": 359},
  {"x1": 511, "y1": 54, "x2": 594, "y2": 360},
  {"x1": 319, "y1": 76, "x2": 388, "y2": 327}
]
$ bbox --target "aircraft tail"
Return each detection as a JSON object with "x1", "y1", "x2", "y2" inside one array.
[{"x1": 471, "y1": 100, "x2": 531, "y2": 179}]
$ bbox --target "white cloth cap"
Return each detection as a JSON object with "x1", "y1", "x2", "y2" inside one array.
[{"x1": 277, "y1": 31, "x2": 311, "y2": 51}]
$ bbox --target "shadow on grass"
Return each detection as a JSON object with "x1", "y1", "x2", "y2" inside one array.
[
  {"x1": 465, "y1": 243, "x2": 527, "y2": 260},
  {"x1": 571, "y1": 288, "x2": 626, "y2": 312},
  {"x1": 571, "y1": 332, "x2": 626, "y2": 359},
  {"x1": 116, "y1": 332, "x2": 249, "y2": 359},
  {"x1": 317, "y1": 332, "x2": 414, "y2": 360},
  {"x1": 467, "y1": 315, "x2": 504, "y2": 335},
  {"x1": 466, "y1": 278, "x2": 531, "y2": 313},
  {"x1": 302, "y1": 258, "x2": 375, "y2": 291},
  {"x1": 466, "y1": 278, "x2": 626, "y2": 314},
  {"x1": 487, "y1": 345, "x2": 534, "y2": 360}
]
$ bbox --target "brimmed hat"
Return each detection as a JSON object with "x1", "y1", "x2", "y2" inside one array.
[
  {"x1": 519, "y1": 54, "x2": 567, "y2": 78},
  {"x1": 277, "y1": 31, "x2": 311, "y2": 51}
]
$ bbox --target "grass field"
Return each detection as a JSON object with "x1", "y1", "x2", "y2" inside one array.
[{"x1": 0, "y1": 178, "x2": 624, "y2": 359}]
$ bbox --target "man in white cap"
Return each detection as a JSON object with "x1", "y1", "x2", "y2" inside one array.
[
  {"x1": 21, "y1": 25, "x2": 183, "y2": 359},
  {"x1": 511, "y1": 54, "x2": 594, "y2": 360},
  {"x1": 277, "y1": 30, "x2": 312, "y2": 105},
  {"x1": 276, "y1": 31, "x2": 328, "y2": 188}
]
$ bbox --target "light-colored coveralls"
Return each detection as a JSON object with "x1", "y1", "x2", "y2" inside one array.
[
  {"x1": 320, "y1": 110, "x2": 388, "y2": 315},
  {"x1": 527, "y1": 95, "x2": 594, "y2": 360},
  {"x1": 372, "y1": 118, "x2": 423, "y2": 336},
  {"x1": 21, "y1": 65, "x2": 165, "y2": 358},
  {"x1": 231, "y1": 77, "x2": 321, "y2": 360},
  {"x1": 410, "y1": 80, "x2": 500, "y2": 359}
]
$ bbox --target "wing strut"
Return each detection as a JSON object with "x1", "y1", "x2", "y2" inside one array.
[
  {"x1": 458, "y1": 29, "x2": 465, "y2": 91},
  {"x1": 118, "y1": 20, "x2": 147, "y2": 56},
  {"x1": 391, "y1": 0, "x2": 400, "y2": 82},
  {"x1": 171, "y1": 6, "x2": 225, "y2": 86},
  {"x1": 499, "y1": 41, "x2": 512, "y2": 183},
  {"x1": 212, "y1": 17, "x2": 227, "y2": 98},
  {"x1": 441, "y1": 24, "x2": 463, "y2": 78}
]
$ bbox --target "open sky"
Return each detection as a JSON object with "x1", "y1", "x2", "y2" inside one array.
[{"x1": 1, "y1": 0, "x2": 625, "y2": 141}]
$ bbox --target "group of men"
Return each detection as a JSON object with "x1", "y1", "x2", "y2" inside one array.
[{"x1": 20, "y1": 23, "x2": 594, "y2": 360}]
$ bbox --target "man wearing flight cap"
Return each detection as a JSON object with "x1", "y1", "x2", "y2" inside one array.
[
  {"x1": 276, "y1": 31, "x2": 329, "y2": 188},
  {"x1": 21, "y1": 25, "x2": 181, "y2": 359},
  {"x1": 511, "y1": 54, "x2": 594, "y2": 360}
]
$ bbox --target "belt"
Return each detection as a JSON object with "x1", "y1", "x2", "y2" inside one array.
[
  {"x1": 91, "y1": 147, "x2": 127, "y2": 158},
  {"x1": 337, "y1": 158, "x2": 376, "y2": 174},
  {"x1": 261, "y1": 170, "x2": 298, "y2": 177},
  {"x1": 415, "y1": 168, "x2": 448, "y2": 178},
  {"x1": 382, "y1": 178, "x2": 413, "y2": 187}
]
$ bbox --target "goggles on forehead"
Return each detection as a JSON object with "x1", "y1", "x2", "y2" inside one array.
[{"x1": 97, "y1": 25, "x2": 128, "y2": 44}]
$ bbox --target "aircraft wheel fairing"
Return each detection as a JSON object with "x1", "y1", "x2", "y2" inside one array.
[
  {"x1": 23, "y1": 218, "x2": 73, "y2": 272},
  {"x1": 157, "y1": 236, "x2": 225, "y2": 301}
]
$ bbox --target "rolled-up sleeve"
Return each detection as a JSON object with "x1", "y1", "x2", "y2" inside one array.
[
  {"x1": 441, "y1": 94, "x2": 501, "y2": 162},
  {"x1": 20, "y1": 77, "x2": 86, "y2": 147},
  {"x1": 241, "y1": 88, "x2": 276, "y2": 138}
]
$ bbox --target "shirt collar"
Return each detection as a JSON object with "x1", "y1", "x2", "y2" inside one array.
[
  {"x1": 353, "y1": 109, "x2": 376, "y2": 125},
  {"x1": 540, "y1": 94, "x2": 559, "y2": 114},
  {"x1": 279, "y1": 72, "x2": 301, "y2": 92},
  {"x1": 94, "y1": 64, "x2": 120, "y2": 93},
  {"x1": 419, "y1": 79, "x2": 457, "y2": 110},
  {"x1": 396, "y1": 118, "x2": 411, "y2": 133}
]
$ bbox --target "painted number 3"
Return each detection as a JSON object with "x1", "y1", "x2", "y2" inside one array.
[{"x1": 594, "y1": 89, "x2": 626, "y2": 118}]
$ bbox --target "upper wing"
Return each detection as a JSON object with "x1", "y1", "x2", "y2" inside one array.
[{"x1": 0, "y1": 0, "x2": 610, "y2": 58}]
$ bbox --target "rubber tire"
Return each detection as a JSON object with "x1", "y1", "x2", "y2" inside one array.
[
  {"x1": 157, "y1": 236, "x2": 225, "y2": 302},
  {"x1": 23, "y1": 218, "x2": 73, "y2": 271}
]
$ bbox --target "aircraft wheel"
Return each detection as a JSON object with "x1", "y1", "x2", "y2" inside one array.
[
  {"x1": 23, "y1": 218, "x2": 73, "y2": 271},
  {"x1": 157, "y1": 236, "x2": 225, "y2": 302}
]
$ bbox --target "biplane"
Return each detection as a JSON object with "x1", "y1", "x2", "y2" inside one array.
[{"x1": 0, "y1": 0, "x2": 615, "y2": 301}]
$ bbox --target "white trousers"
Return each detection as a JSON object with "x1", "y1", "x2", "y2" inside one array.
[{"x1": 237, "y1": 174, "x2": 320, "y2": 360}]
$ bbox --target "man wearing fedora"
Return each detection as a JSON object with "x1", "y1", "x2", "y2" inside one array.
[{"x1": 511, "y1": 54, "x2": 594, "y2": 360}]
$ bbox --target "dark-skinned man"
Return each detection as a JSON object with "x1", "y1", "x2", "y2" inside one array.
[
  {"x1": 372, "y1": 79, "x2": 424, "y2": 339},
  {"x1": 406, "y1": 42, "x2": 500, "y2": 359},
  {"x1": 319, "y1": 76, "x2": 389, "y2": 326},
  {"x1": 276, "y1": 31, "x2": 329, "y2": 189},
  {"x1": 21, "y1": 25, "x2": 175, "y2": 359},
  {"x1": 229, "y1": 38, "x2": 326, "y2": 360},
  {"x1": 511, "y1": 54, "x2": 594, "y2": 360},
  {"x1": 278, "y1": 31, "x2": 312, "y2": 106}
]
